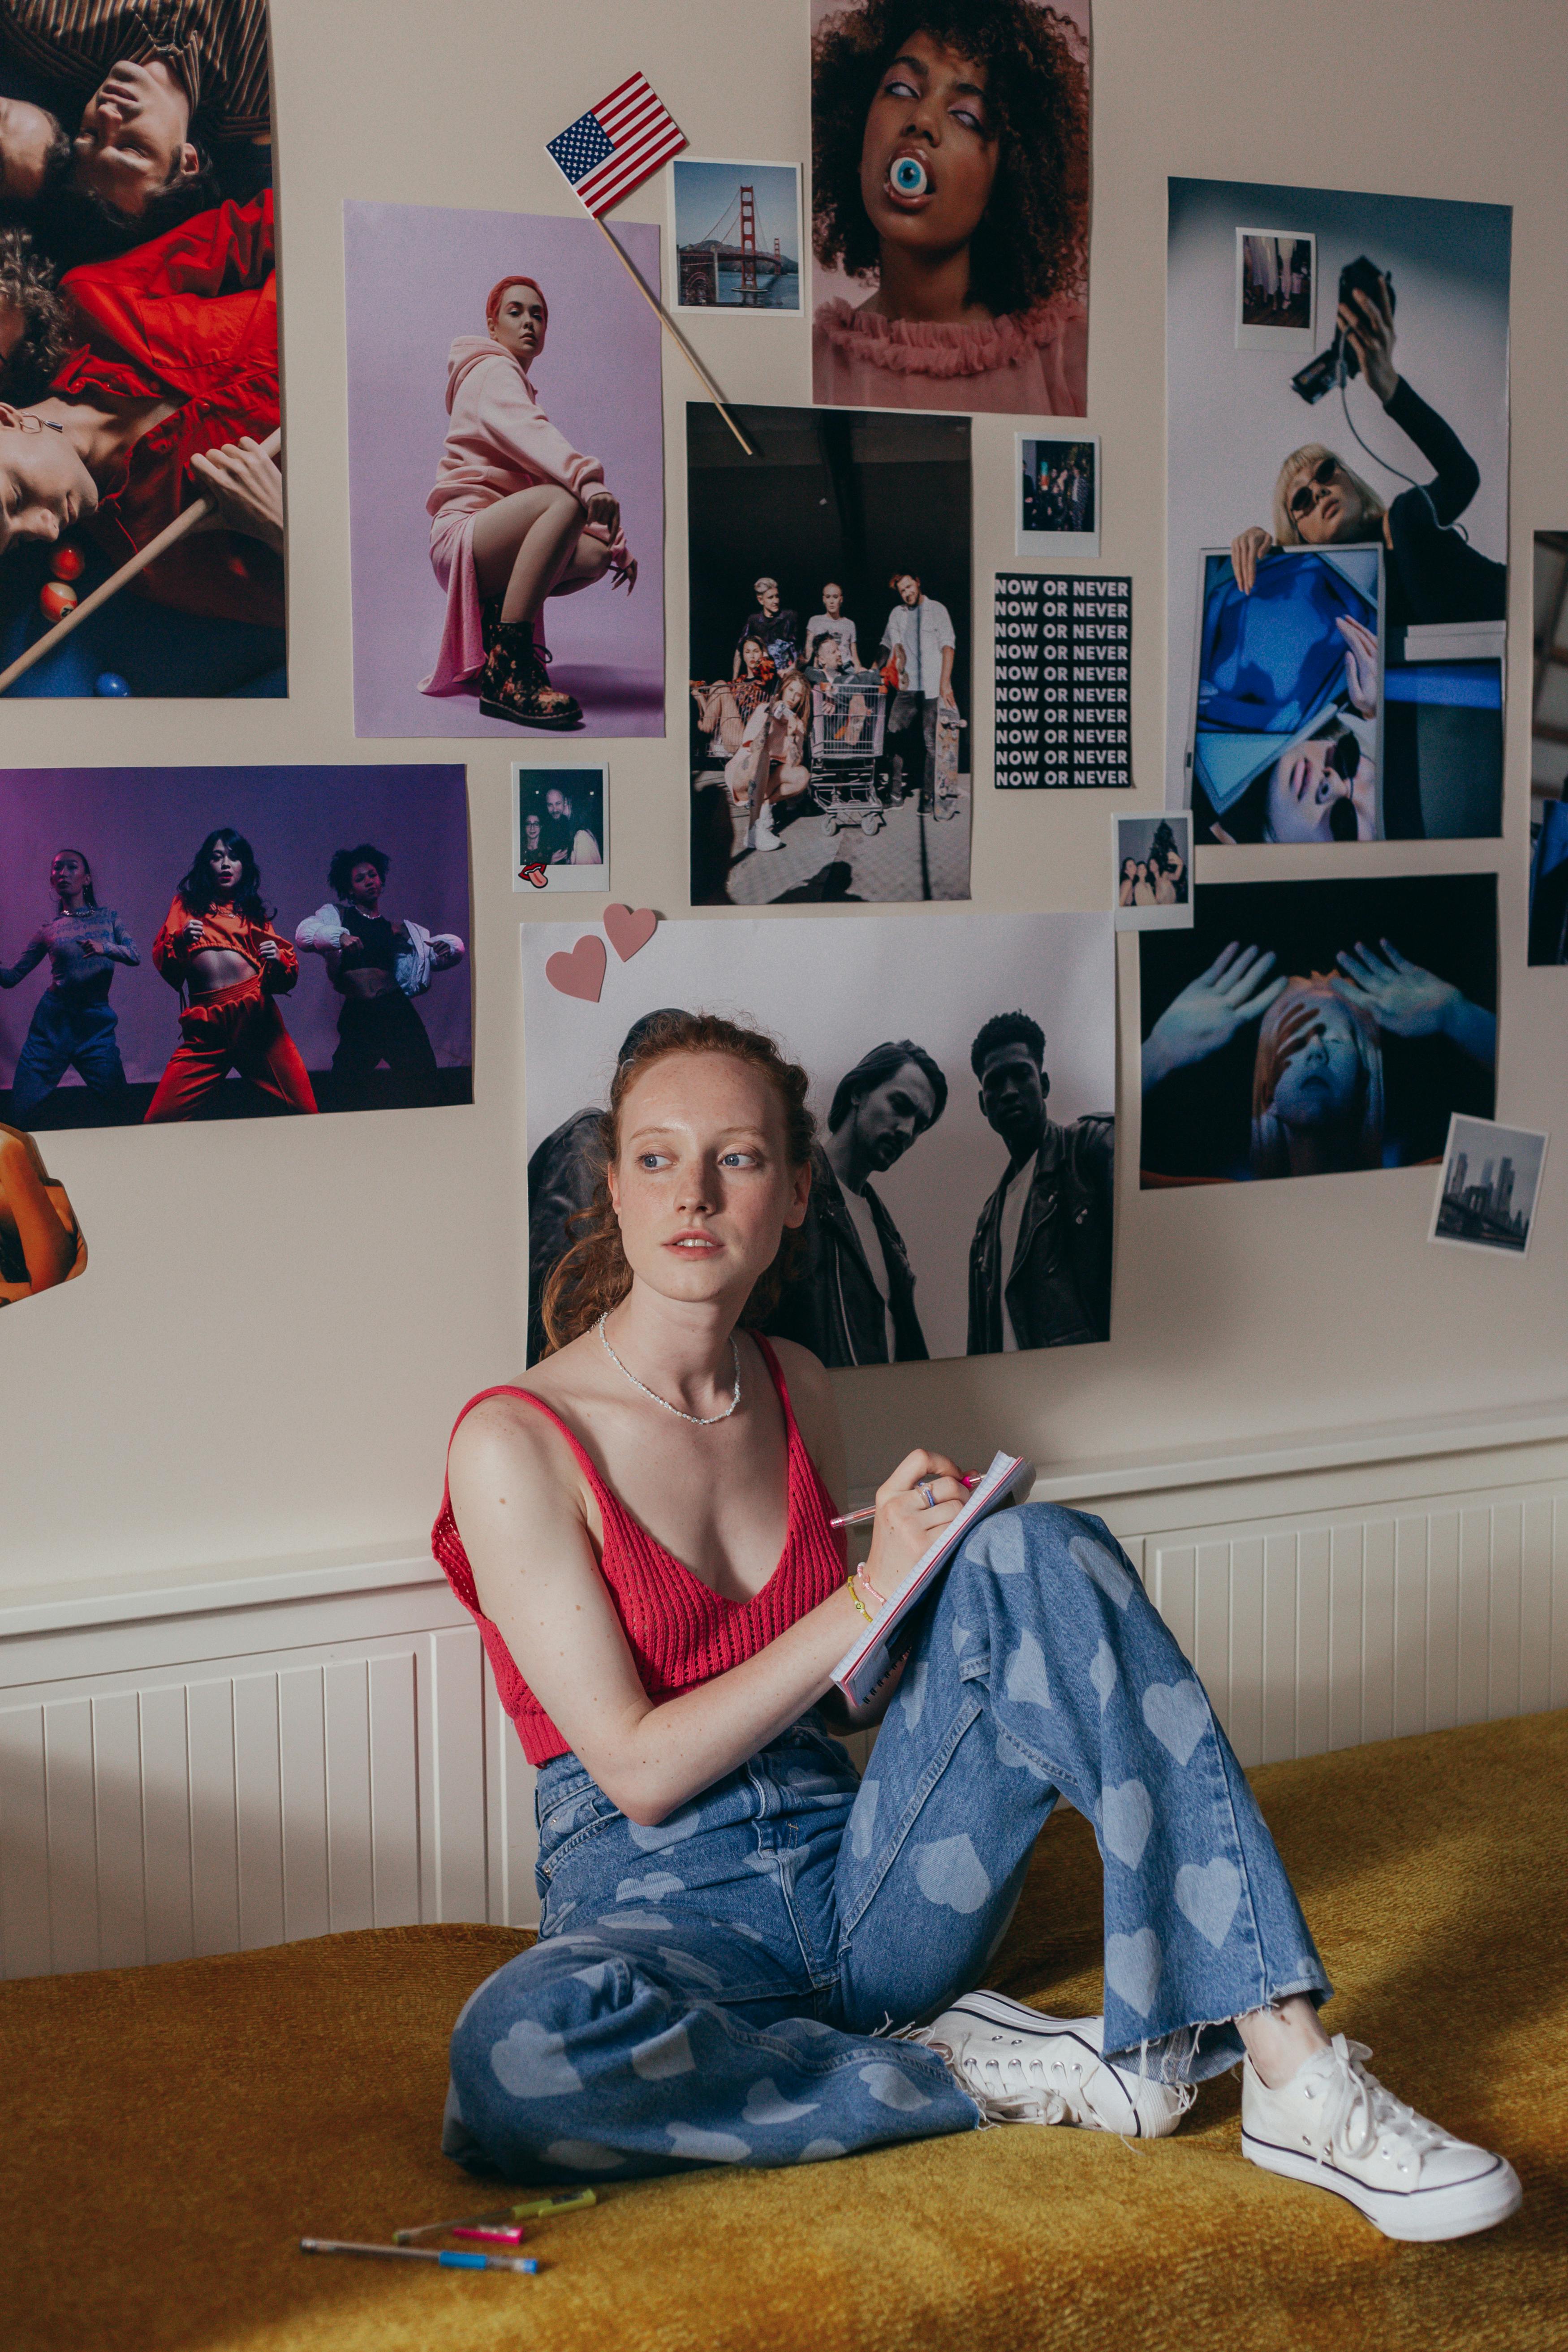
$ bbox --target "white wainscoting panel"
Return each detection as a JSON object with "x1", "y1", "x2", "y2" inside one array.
[
  {"x1": 3, "y1": 1442, "x2": 1566, "y2": 1982},
  {"x1": 1140, "y1": 1494, "x2": 1567, "y2": 1770},
  {"x1": 0, "y1": 1618, "x2": 495, "y2": 1981}
]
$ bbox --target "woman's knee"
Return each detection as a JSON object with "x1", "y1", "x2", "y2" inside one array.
[{"x1": 957, "y1": 1502, "x2": 1144, "y2": 1627}]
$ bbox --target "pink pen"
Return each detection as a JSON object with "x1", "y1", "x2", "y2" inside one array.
[
  {"x1": 453, "y1": 2225, "x2": 527, "y2": 2244},
  {"x1": 830, "y1": 1472, "x2": 982, "y2": 1532}
]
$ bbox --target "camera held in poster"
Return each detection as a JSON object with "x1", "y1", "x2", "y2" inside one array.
[{"x1": 1169, "y1": 178, "x2": 1510, "y2": 845}]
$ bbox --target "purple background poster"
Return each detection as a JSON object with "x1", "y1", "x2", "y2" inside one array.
[
  {"x1": 0, "y1": 767, "x2": 471, "y2": 1120},
  {"x1": 343, "y1": 202, "x2": 666, "y2": 740}
]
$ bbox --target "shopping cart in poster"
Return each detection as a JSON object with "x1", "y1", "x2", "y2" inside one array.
[{"x1": 808, "y1": 671, "x2": 888, "y2": 836}]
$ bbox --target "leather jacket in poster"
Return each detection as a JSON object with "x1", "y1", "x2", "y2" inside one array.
[
  {"x1": 763, "y1": 1146, "x2": 928, "y2": 1368},
  {"x1": 967, "y1": 1114, "x2": 1115, "y2": 1353}
]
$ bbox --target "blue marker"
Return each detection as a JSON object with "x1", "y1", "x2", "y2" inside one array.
[{"x1": 301, "y1": 2237, "x2": 538, "y2": 2275}]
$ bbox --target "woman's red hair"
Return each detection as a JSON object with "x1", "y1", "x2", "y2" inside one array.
[{"x1": 486, "y1": 275, "x2": 549, "y2": 332}]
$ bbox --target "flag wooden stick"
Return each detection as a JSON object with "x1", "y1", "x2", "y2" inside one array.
[
  {"x1": 592, "y1": 217, "x2": 754, "y2": 457},
  {"x1": 0, "y1": 427, "x2": 283, "y2": 698}
]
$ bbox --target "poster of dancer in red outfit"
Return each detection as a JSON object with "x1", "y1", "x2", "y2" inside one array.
[{"x1": 0, "y1": 1, "x2": 284, "y2": 698}]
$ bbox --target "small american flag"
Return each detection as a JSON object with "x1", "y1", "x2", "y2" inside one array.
[{"x1": 547, "y1": 71, "x2": 686, "y2": 218}]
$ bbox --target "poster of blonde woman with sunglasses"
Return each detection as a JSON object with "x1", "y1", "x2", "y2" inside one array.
[{"x1": 1168, "y1": 178, "x2": 1510, "y2": 847}]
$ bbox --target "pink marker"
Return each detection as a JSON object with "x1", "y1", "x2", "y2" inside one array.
[
  {"x1": 830, "y1": 1472, "x2": 982, "y2": 1532},
  {"x1": 453, "y1": 2224, "x2": 527, "y2": 2245}
]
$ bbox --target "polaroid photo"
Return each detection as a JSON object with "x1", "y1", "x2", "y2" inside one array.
[
  {"x1": 670, "y1": 158, "x2": 802, "y2": 314},
  {"x1": 515, "y1": 765, "x2": 609, "y2": 893},
  {"x1": 1114, "y1": 810, "x2": 1192, "y2": 930},
  {"x1": 1430, "y1": 1115, "x2": 1548, "y2": 1259},
  {"x1": 1017, "y1": 435, "x2": 1099, "y2": 560},
  {"x1": 1235, "y1": 228, "x2": 1316, "y2": 353}
]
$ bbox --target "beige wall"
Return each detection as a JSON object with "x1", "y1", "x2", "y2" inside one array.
[{"x1": 4, "y1": 0, "x2": 1566, "y2": 1598}]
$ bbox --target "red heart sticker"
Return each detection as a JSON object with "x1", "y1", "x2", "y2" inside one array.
[
  {"x1": 603, "y1": 903, "x2": 657, "y2": 961},
  {"x1": 544, "y1": 935, "x2": 607, "y2": 1002}
]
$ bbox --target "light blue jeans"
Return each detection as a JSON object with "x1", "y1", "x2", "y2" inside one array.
[{"x1": 444, "y1": 1505, "x2": 1330, "y2": 2181}]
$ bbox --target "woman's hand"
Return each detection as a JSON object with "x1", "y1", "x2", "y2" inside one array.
[
  {"x1": 1340, "y1": 274, "x2": 1398, "y2": 405},
  {"x1": 1329, "y1": 939, "x2": 1495, "y2": 1065},
  {"x1": 1350, "y1": 754, "x2": 1378, "y2": 841},
  {"x1": 584, "y1": 489, "x2": 621, "y2": 539},
  {"x1": 1337, "y1": 616, "x2": 1378, "y2": 718},
  {"x1": 189, "y1": 437, "x2": 284, "y2": 552},
  {"x1": 256, "y1": 938, "x2": 280, "y2": 964},
  {"x1": 182, "y1": 917, "x2": 206, "y2": 946},
  {"x1": 1142, "y1": 941, "x2": 1287, "y2": 1089},
  {"x1": 611, "y1": 553, "x2": 638, "y2": 594},
  {"x1": 864, "y1": 1448, "x2": 968, "y2": 1598},
  {"x1": 1230, "y1": 525, "x2": 1275, "y2": 594}
]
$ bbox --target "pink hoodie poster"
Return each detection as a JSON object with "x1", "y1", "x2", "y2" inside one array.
[{"x1": 344, "y1": 202, "x2": 665, "y2": 739}]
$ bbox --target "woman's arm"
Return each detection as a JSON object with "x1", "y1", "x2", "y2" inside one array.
[
  {"x1": 1337, "y1": 276, "x2": 1481, "y2": 530},
  {"x1": 469, "y1": 358, "x2": 609, "y2": 505},
  {"x1": 103, "y1": 917, "x2": 139, "y2": 968},
  {"x1": 0, "y1": 1131, "x2": 77, "y2": 1293},
  {"x1": 451, "y1": 1392, "x2": 964, "y2": 1825},
  {"x1": 0, "y1": 931, "x2": 47, "y2": 989},
  {"x1": 150, "y1": 901, "x2": 191, "y2": 986},
  {"x1": 1382, "y1": 381, "x2": 1480, "y2": 528},
  {"x1": 256, "y1": 922, "x2": 299, "y2": 994}
]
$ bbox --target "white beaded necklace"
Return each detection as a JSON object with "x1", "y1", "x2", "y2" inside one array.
[{"x1": 597, "y1": 1313, "x2": 742, "y2": 1426}]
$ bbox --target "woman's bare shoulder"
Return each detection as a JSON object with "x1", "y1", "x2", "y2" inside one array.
[
  {"x1": 449, "y1": 1336, "x2": 599, "y2": 1489},
  {"x1": 760, "y1": 1335, "x2": 842, "y2": 1479},
  {"x1": 762, "y1": 1332, "x2": 832, "y2": 1403}
]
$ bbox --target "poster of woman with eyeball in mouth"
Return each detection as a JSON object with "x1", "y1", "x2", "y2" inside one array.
[{"x1": 809, "y1": 0, "x2": 1090, "y2": 415}]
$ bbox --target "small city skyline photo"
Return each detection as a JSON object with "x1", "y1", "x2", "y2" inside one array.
[
  {"x1": 671, "y1": 159, "x2": 802, "y2": 313},
  {"x1": 1430, "y1": 1115, "x2": 1548, "y2": 1259}
]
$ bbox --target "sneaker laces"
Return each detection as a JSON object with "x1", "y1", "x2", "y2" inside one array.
[
  {"x1": 899, "y1": 2029, "x2": 1076, "y2": 2126},
  {"x1": 1301, "y1": 2037, "x2": 1450, "y2": 2171}
]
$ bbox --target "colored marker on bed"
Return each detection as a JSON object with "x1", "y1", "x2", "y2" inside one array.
[
  {"x1": 452, "y1": 2224, "x2": 527, "y2": 2244},
  {"x1": 300, "y1": 2237, "x2": 538, "y2": 2274},
  {"x1": 394, "y1": 2187, "x2": 596, "y2": 2243}
]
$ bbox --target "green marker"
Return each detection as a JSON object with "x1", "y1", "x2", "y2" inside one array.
[{"x1": 394, "y1": 2188, "x2": 596, "y2": 2244}]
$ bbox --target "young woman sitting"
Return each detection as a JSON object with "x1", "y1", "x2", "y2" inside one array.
[{"x1": 433, "y1": 1009, "x2": 1520, "y2": 2241}]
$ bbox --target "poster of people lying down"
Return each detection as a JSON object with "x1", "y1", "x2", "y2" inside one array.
[
  {"x1": 0, "y1": 1, "x2": 284, "y2": 698},
  {"x1": 1167, "y1": 177, "x2": 1510, "y2": 845},
  {"x1": 1138, "y1": 874, "x2": 1498, "y2": 1188},
  {"x1": 0, "y1": 766, "x2": 471, "y2": 1125},
  {"x1": 522, "y1": 909, "x2": 1114, "y2": 1369}
]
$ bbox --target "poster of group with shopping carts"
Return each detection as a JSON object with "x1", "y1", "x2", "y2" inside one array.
[{"x1": 686, "y1": 403, "x2": 974, "y2": 908}]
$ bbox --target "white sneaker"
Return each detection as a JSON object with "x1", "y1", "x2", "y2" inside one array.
[
  {"x1": 900, "y1": 1990, "x2": 1190, "y2": 2138},
  {"x1": 753, "y1": 805, "x2": 784, "y2": 851},
  {"x1": 1241, "y1": 2034, "x2": 1523, "y2": 2241}
]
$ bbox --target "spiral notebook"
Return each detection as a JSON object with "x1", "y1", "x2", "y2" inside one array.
[{"x1": 831, "y1": 1451, "x2": 1034, "y2": 1707}]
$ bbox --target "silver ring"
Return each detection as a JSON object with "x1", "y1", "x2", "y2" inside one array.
[{"x1": 918, "y1": 1482, "x2": 936, "y2": 1510}]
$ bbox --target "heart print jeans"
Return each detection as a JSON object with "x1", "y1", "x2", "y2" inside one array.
[{"x1": 443, "y1": 1503, "x2": 1331, "y2": 2182}]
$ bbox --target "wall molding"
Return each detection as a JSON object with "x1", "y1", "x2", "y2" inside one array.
[{"x1": 4, "y1": 1409, "x2": 1566, "y2": 1980}]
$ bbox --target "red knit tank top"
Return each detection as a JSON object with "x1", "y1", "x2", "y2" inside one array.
[{"x1": 431, "y1": 1334, "x2": 848, "y2": 1767}]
